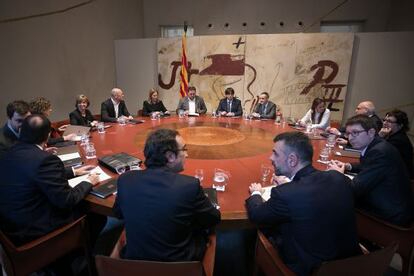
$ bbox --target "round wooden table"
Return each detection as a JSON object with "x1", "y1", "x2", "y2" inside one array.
[{"x1": 83, "y1": 115, "x2": 356, "y2": 224}]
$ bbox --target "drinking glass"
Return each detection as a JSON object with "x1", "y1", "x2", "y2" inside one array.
[
  {"x1": 80, "y1": 134, "x2": 89, "y2": 146},
  {"x1": 243, "y1": 112, "x2": 249, "y2": 120},
  {"x1": 178, "y1": 110, "x2": 185, "y2": 118},
  {"x1": 85, "y1": 143, "x2": 96, "y2": 159},
  {"x1": 97, "y1": 122, "x2": 105, "y2": 133},
  {"x1": 261, "y1": 164, "x2": 272, "y2": 184},
  {"x1": 118, "y1": 116, "x2": 126, "y2": 126},
  {"x1": 115, "y1": 165, "x2": 126, "y2": 175},
  {"x1": 327, "y1": 134, "x2": 336, "y2": 148},
  {"x1": 195, "y1": 169, "x2": 204, "y2": 184},
  {"x1": 319, "y1": 147, "x2": 330, "y2": 162},
  {"x1": 151, "y1": 112, "x2": 158, "y2": 120},
  {"x1": 212, "y1": 168, "x2": 229, "y2": 192}
]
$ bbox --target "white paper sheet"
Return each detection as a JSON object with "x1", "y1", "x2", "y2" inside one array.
[
  {"x1": 58, "y1": 152, "x2": 81, "y2": 162},
  {"x1": 68, "y1": 166, "x2": 112, "y2": 188}
]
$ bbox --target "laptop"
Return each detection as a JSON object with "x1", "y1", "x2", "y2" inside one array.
[{"x1": 62, "y1": 125, "x2": 91, "y2": 137}]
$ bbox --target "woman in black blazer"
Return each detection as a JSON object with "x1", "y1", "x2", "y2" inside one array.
[
  {"x1": 379, "y1": 109, "x2": 413, "y2": 178},
  {"x1": 142, "y1": 89, "x2": 169, "y2": 116},
  {"x1": 69, "y1": 94, "x2": 98, "y2": 127}
]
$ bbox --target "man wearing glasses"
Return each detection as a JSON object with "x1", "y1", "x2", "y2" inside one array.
[
  {"x1": 328, "y1": 115, "x2": 413, "y2": 226},
  {"x1": 113, "y1": 129, "x2": 220, "y2": 261}
]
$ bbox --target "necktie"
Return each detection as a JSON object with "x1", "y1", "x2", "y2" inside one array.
[{"x1": 227, "y1": 101, "x2": 232, "y2": 112}]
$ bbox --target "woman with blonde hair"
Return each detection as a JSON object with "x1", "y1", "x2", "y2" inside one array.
[
  {"x1": 142, "y1": 89, "x2": 169, "y2": 116},
  {"x1": 69, "y1": 94, "x2": 98, "y2": 127}
]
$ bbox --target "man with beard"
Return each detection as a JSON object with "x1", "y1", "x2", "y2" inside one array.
[
  {"x1": 246, "y1": 131, "x2": 360, "y2": 275},
  {"x1": 113, "y1": 128, "x2": 220, "y2": 261}
]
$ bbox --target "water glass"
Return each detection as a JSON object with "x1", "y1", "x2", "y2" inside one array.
[
  {"x1": 97, "y1": 122, "x2": 105, "y2": 133},
  {"x1": 243, "y1": 112, "x2": 249, "y2": 120},
  {"x1": 115, "y1": 165, "x2": 126, "y2": 175},
  {"x1": 305, "y1": 123, "x2": 312, "y2": 134},
  {"x1": 195, "y1": 169, "x2": 204, "y2": 184},
  {"x1": 118, "y1": 117, "x2": 126, "y2": 126},
  {"x1": 151, "y1": 112, "x2": 158, "y2": 120},
  {"x1": 327, "y1": 134, "x2": 336, "y2": 148},
  {"x1": 212, "y1": 168, "x2": 228, "y2": 192},
  {"x1": 178, "y1": 110, "x2": 185, "y2": 118},
  {"x1": 319, "y1": 147, "x2": 330, "y2": 162},
  {"x1": 85, "y1": 143, "x2": 96, "y2": 159},
  {"x1": 261, "y1": 164, "x2": 272, "y2": 184},
  {"x1": 80, "y1": 134, "x2": 89, "y2": 146}
]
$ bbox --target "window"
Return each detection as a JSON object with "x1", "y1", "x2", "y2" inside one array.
[
  {"x1": 320, "y1": 21, "x2": 364, "y2": 33},
  {"x1": 161, "y1": 25, "x2": 194, "y2": 38}
]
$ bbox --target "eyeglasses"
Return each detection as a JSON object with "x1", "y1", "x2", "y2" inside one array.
[
  {"x1": 178, "y1": 147, "x2": 188, "y2": 152},
  {"x1": 345, "y1": 129, "x2": 367, "y2": 138},
  {"x1": 383, "y1": 118, "x2": 397, "y2": 124}
]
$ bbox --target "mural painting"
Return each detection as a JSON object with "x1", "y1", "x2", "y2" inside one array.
[{"x1": 158, "y1": 33, "x2": 354, "y2": 121}]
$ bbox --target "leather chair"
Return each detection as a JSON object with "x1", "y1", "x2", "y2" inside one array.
[
  {"x1": 95, "y1": 230, "x2": 216, "y2": 276},
  {"x1": 0, "y1": 215, "x2": 92, "y2": 276},
  {"x1": 356, "y1": 208, "x2": 414, "y2": 275},
  {"x1": 254, "y1": 230, "x2": 398, "y2": 276}
]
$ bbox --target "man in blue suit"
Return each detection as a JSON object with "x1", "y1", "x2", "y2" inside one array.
[
  {"x1": 246, "y1": 132, "x2": 360, "y2": 275},
  {"x1": 329, "y1": 114, "x2": 413, "y2": 226},
  {"x1": 114, "y1": 128, "x2": 220, "y2": 261},
  {"x1": 216, "y1": 87, "x2": 242, "y2": 117},
  {"x1": 0, "y1": 100, "x2": 31, "y2": 159},
  {"x1": 0, "y1": 114, "x2": 102, "y2": 245}
]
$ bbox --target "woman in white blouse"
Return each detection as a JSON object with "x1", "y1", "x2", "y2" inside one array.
[{"x1": 299, "y1": 98, "x2": 330, "y2": 130}]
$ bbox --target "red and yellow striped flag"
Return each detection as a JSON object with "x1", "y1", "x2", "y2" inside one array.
[{"x1": 179, "y1": 26, "x2": 188, "y2": 98}]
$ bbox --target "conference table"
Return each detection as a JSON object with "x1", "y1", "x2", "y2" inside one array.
[{"x1": 82, "y1": 115, "x2": 356, "y2": 226}]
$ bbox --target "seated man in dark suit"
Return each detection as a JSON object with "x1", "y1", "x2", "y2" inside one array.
[
  {"x1": 251, "y1": 92, "x2": 277, "y2": 119},
  {"x1": 0, "y1": 100, "x2": 30, "y2": 159},
  {"x1": 176, "y1": 86, "x2": 207, "y2": 115},
  {"x1": 329, "y1": 115, "x2": 414, "y2": 226},
  {"x1": 101, "y1": 88, "x2": 134, "y2": 122},
  {"x1": 216, "y1": 87, "x2": 242, "y2": 117},
  {"x1": 0, "y1": 114, "x2": 103, "y2": 245},
  {"x1": 114, "y1": 128, "x2": 220, "y2": 261},
  {"x1": 246, "y1": 132, "x2": 361, "y2": 275}
]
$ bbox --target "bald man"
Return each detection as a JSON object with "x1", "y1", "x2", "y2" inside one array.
[
  {"x1": 328, "y1": 100, "x2": 383, "y2": 137},
  {"x1": 101, "y1": 88, "x2": 133, "y2": 122}
]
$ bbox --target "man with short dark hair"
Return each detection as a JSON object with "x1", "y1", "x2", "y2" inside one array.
[
  {"x1": 329, "y1": 114, "x2": 413, "y2": 226},
  {"x1": 114, "y1": 128, "x2": 220, "y2": 261},
  {"x1": 216, "y1": 87, "x2": 242, "y2": 116},
  {"x1": 0, "y1": 114, "x2": 101, "y2": 245},
  {"x1": 176, "y1": 86, "x2": 207, "y2": 115},
  {"x1": 0, "y1": 100, "x2": 30, "y2": 158},
  {"x1": 252, "y1": 92, "x2": 277, "y2": 119},
  {"x1": 101, "y1": 88, "x2": 134, "y2": 122},
  {"x1": 246, "y1": 131, "x2": 360, "y2": 275}
]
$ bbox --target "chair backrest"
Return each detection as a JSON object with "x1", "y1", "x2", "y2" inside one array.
[
  {"x1": 356, "y1": 209, "x2": 414, "y2": 275},
  {"x1": 95, "y1": 255, "x2": 205, "y2": 276},
  {"x1": 255, "y1": 231, "x2": 397, "y2": 276},
  {"x1": 137, "y1": 109, "x2": 143, "y2": 117},
  {"x1": 96, "y1": 230, "x2": 216, "y2": 276},
  {"x1": 0, "y1": 216, "x2": 91, "y2": 276},
  {"x1": 314, "y1": 242, "x2": 398, "y2": 276},
  {"x1": 254, "y1": 231, "x2": 295, "y2": 276}
]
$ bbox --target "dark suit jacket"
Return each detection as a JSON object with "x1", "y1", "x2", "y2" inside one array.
[
  {"x1": 0, "y1": 123, "x2": 18, "y2": 159},
  {"x1": 254, "y1": 101, "x2": 277, "y2": 119},
  {"x1": 101, "y1": 98, "x2": 131, "y2": 122},
  {"x1": 350, "y1": 136, "x2": 413, "y2": 226},
  {"x1": 216, "y1": 98, "x2": 242, "y2": 116},
  {"x1": 142, "y1": 100, "x2": 167, "y2": 116},
  {"x1": 0, "y1": 143, "x2": 92, "y2": 245},
  {"x1": 113, "y1": 167, "x2": 221, "y2": 262},
  {"x1": 69, "y1": 109, "x2": 95, "y2": 126},
  {"x1": 176, "y1": 96, "x2": 207, "y2": 114},
  {"x1": 246, "y1": 165, "x2": 360, "y2": 275},
  {"x1": 386, "y1": 130, "x2": 413, "y2": 178}
]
